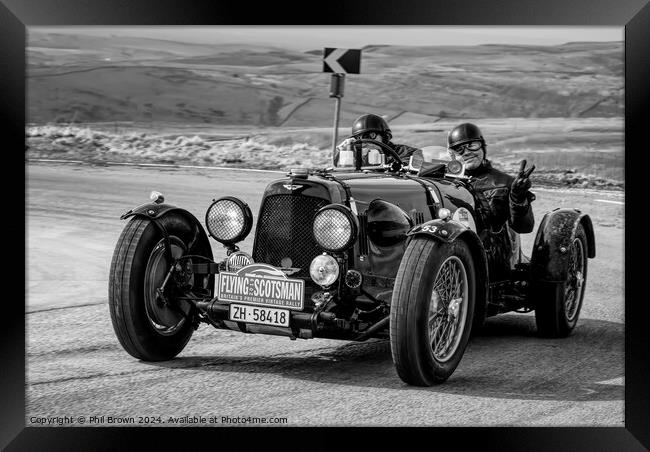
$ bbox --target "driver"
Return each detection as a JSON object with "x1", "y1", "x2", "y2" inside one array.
[
  {"x1": 447, "y1": 122, "x2": 535, "y2": 234},
  {"x1": 334, "y1": 114, "x2": 422, "y2": 166}
]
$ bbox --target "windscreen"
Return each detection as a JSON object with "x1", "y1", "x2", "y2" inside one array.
[{"x1": 333, "y1": 142, "x2": 386, "y2": 169}]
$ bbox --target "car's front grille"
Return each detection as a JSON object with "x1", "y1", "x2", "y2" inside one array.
[{"x1": 253, "y1": 194, "x2": 329, "y2": 277}]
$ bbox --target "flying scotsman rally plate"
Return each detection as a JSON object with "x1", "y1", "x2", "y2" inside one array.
[{"x1": 217, "y1": 263, "x2": 305, "y2": 310}]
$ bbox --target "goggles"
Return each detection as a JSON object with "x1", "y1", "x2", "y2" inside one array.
[
  {"x1": 357, "y1": 131, "x2": 380, "y2": 140},
  {"x1": 450, "y1": 141, "x2": 482, "y2": 154}
]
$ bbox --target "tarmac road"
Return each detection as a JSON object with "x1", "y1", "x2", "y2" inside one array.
[{"x1": 26, "y1": 162, "x2": 624, "y2": 426}]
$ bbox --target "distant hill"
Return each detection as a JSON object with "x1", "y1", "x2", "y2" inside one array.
[{"x1": 27, "y1": 31, "x2": 623, "y2": 125}]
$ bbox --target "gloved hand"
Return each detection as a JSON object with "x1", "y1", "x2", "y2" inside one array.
[
  {"x1": 510, "y1": 159, "x2": 535, "y2": 204},
  {"x1": 336, "y1": 137, "x2": 355, "y2": 153}
]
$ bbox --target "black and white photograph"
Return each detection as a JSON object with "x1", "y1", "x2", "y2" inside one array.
[{"x1": 25, "y1": 25, "x2": 626, "y2": 428}]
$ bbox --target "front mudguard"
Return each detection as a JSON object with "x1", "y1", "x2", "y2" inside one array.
[
  {"x1": 530, "y1": 208, "x2": 595, "y2": 283},
  {"x1": 120, "y1": 202, "x2": 213, "y2": 267},
  {"x1": 406, "y1": 220, "x2": 489, "y2": 329}
]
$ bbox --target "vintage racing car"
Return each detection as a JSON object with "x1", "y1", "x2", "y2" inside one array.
[{"x1": 109, "y1": 139, "x2": 595, "y2": 386}]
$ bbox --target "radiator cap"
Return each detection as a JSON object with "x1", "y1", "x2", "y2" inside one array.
[{"x1": 288, "y1": 168, "x2": 309, "y2": 179}]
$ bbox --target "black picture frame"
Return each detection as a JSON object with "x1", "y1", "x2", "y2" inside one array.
[{"x1": 6, "y1": 0, "x2": 648, "y2": 450}]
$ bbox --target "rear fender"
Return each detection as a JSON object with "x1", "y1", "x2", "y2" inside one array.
[
  {"x1": 406, "y1": 220, "x2": 489, "y2": 329},
  {"x1": 531, "y1": 208, "x2": 595, "y2": 282},
  {"x1": 121, "y1": 203, "x2": 213, "y2": 265}
]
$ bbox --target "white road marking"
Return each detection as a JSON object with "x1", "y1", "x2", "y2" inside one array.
[
  {"x1": 533, "y1": 187, "x2": 623, "y2": 198},
  {"x1": 26, "y1": 160, "x2": 627, "y2": 201},
  {"x1": 27, "y1": 158, "x2": 285, "y2": 174},
  {"x1": 595, "y1": 199, "x2": 624, "y2": 205},
  {"x1": 594, "y1": 377, "x2": 624, "y2": 386}
]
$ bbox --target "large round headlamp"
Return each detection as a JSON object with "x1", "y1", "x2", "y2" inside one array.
[
  {"x1": 205, "y1": 197, "x2": 253, "y2": 245},
  {"x1": 313, "y1": 204, "x2": 358, "y2": 253}
]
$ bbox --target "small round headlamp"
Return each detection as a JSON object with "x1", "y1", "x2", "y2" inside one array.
[
  {"x1": 205, "y1": 197, "x2": 253, "y2": 245},
  {"x1": 309, "y1": 254, "x2": 340, "y2": 288},
  {"x1": 313, "y1": 204, "x2": 358, "y2": 253}
]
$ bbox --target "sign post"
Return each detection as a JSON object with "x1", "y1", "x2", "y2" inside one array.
[
  {"x1": 323, "y1": 48, "x2": 361, "y2": 167},
  {"x1": 329, "y1": 73, "x2": 345, "y2": 163}
]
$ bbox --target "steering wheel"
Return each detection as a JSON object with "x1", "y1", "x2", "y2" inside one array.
[{"x1": 352, "y1": 138, "x2": 403, "y2": 171}]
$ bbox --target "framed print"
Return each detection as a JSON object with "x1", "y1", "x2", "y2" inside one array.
[{"x1": 5, "y1": 0, "x2": 649, "y2": 449}]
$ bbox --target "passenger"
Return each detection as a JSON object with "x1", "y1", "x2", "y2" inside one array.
[
  {"x1": 334, "y1": 114, "x2": 422, "y2": 166},
  {"x1": 447, "y1": 122, "x2": 535, "y2": 234}
]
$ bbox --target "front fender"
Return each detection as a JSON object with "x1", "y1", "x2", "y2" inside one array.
[
  {"x1": 406, "y1": 219, "x2": 489, "y2": 329},
  {"x1": 121, "y1": 202, "x2": 186, "y2": 221},
  {"x1": 406, "y1": 218, "x2": 466, "y2": 243},
  {"x1": 120, "y1": 202, "x2": 212, "y2": 261},
  {"x1": 531, "y1": 208, "x2": 595, "y2": 282}
]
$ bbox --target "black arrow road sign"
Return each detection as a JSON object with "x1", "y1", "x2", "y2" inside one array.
[{"x1": 323, "y1": 48, "x2": 361, "y2": 74}]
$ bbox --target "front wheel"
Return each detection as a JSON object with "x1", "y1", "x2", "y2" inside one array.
[
  {"x1": 534, "y1": 223, "x2": 588, "y2": 337},
  {"x1": 109, "y1": 215, "x2": 211, "y2": 361},
  {"x1": 390, "y1": 236, "x2": 476, "y2": 386}
]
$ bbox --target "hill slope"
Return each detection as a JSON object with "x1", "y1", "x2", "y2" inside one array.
[{"x1": 27, "y1": 31, "x2": 623, "y2": 125}]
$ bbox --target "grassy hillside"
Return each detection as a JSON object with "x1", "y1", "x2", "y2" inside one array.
[{"x1": 27, "y1": 31, "x2": 623, "y2": 125}]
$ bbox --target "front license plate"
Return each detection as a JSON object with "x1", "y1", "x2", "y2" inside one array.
[{"x1": 229, "y1": 304, "x2": 290, "y2": 327}]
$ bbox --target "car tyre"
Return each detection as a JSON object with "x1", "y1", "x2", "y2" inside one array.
[
  {"x1": 535, "y1": 223, "x2": 588, "y2": 337},
  {"x1": 109, "y1": 215, "x2": 209, "y2": 361},
  {"x1": 390, "y1": 236, "x2": 476, "y2": 386}
]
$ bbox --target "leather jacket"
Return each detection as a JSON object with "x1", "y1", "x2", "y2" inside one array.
[{"x1": 466, "y1": 159, "x2": 535, "y2": 234}]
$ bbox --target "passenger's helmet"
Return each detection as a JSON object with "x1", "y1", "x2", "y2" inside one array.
[
  {"x1": 351, "y1": 114, "x2": 392, "y2": 141},
  {"x1": 447, "y1": 123, "x2": 486, "y2": 150}
]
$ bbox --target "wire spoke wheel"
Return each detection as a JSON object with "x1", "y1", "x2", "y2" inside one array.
[
  {"x1": 110, "y1": 215, "x2": 214, "y2": 361},
  {"x1": 391, "y1": 236, "x2": 476, "y2": 385},
  {"x1": 143, "y1": 237, "x2": 190, "y2": 336},
  {"x1": 534, "y1": 222, "x2": 589, "y2": 338},
  {"x1": 564, "y1": 237, "x2": 585, "y2": 322},
  {"x1": 428, "y1": 256, "x2": 468, "y2": 362}
]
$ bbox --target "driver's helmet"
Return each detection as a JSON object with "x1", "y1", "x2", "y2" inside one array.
[
  {"x1": 351, "y1": 114, "x2": 392, "y2": 141},
  {"x1": 447, "y1": 123, "x2": 486, "y2": 151}
]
